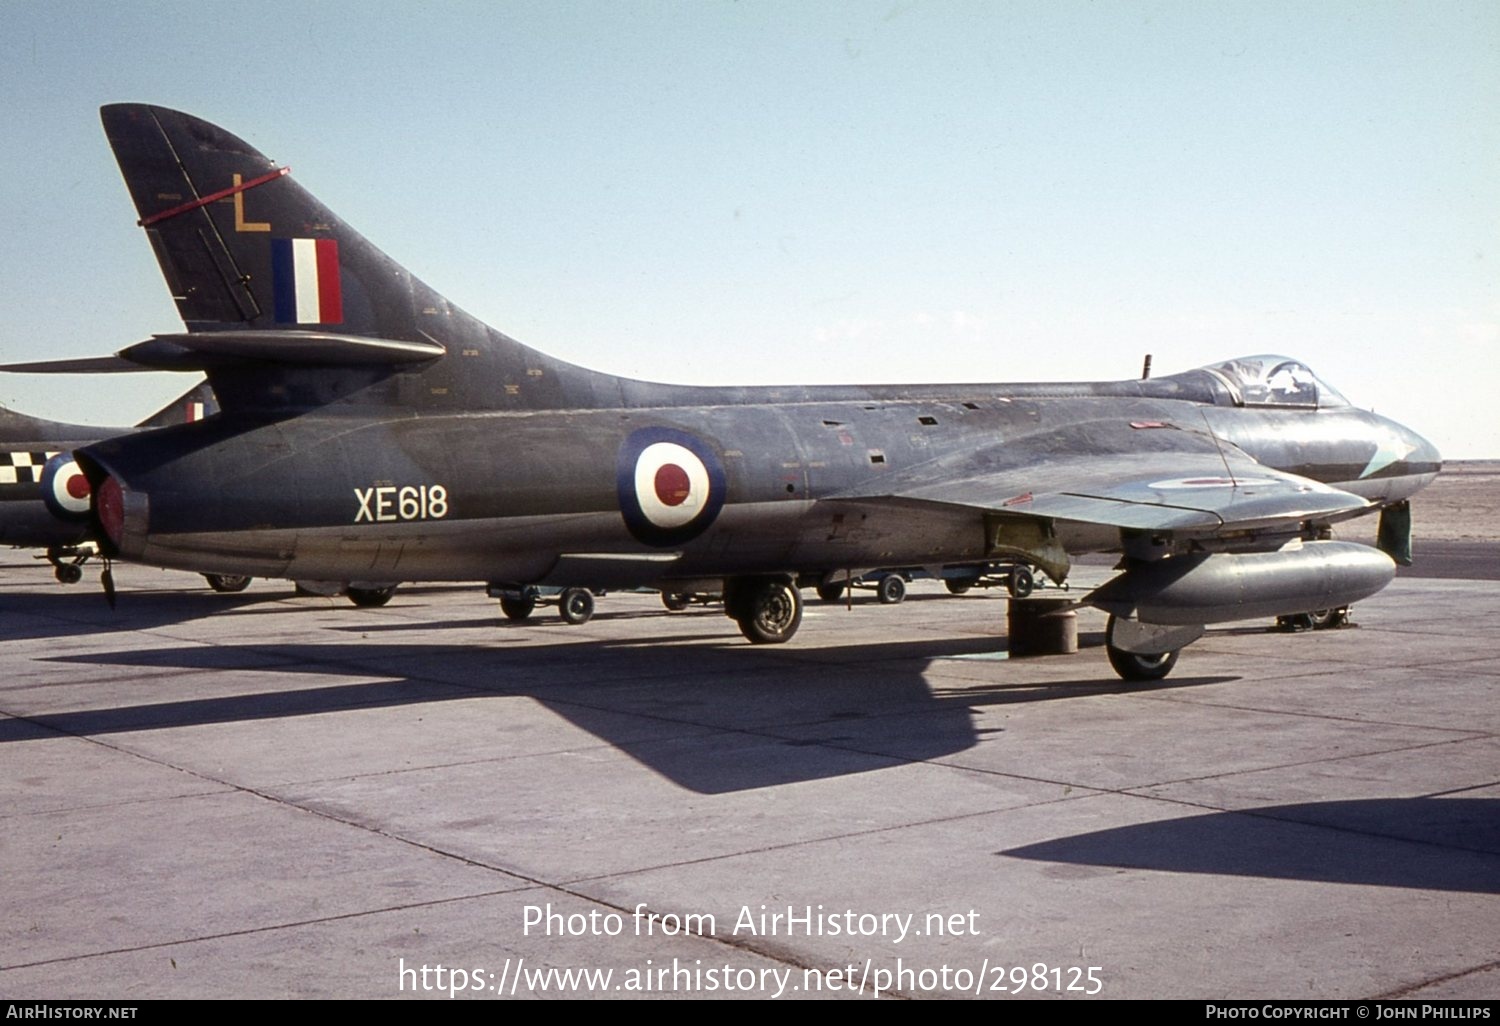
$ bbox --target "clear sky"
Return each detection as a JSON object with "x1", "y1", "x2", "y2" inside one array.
[{"x1": 2, "y1": 1, "x2": 1496, "y2": 455}]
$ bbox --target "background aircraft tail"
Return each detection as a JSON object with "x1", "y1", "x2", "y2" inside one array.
[
  {"x1": 135, "y1": 379, "x2": 217, "y2": 428},
  {"x1": 99, "y1": 104, "x2": 628, "y2": 413}
]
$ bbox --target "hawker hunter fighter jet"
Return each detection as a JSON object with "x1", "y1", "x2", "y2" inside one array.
[
  {"x1": 0, "y1": 381, "x2": 220, "y2": 584},
  {"x1": 4, "y1": 105, "x2": 1441, "y2": 678}
]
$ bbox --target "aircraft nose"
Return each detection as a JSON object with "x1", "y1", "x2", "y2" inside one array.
[
  {"x1": 1378, "y1": 419, "x2": 1442, "y2": 501},
  {"x1": 1407, "y1": 427, "x2": 1442, "y2": 475}
]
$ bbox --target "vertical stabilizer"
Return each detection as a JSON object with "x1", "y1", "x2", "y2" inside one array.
[
  {"x1": 136, "y1": 379, "x2": 218, "y2": 428},
  {"x1": 101, "y1": 104, "x2": 630, "y2": 412}
]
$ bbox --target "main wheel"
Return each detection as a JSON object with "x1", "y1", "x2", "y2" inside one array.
[
  {"x1": 661, "y1": 591, "x2": 691, "y2": 611},
  {"x1": 876, "y1": 574, "x2": 906, "y2": 604},
  {"x1": 1104, "y1": 615, "x2": 1180, "y2": 681},
  {"x1": 204, "y1": 573, "x2": 252, "y2": 593},
  {"x1": 816, "y1": 580, "x2": 846, "y2": 603},
  {"x1": 499, "y1": 594, "x2": 537, "y2": 620},
  {"x1": 560, "y1": 588, "x2": 595, "y2": 625},
  {"x1": 736, "y1": 579, "x2": 803, "y2": 644},
  {"x1": 347, "y1": 584, "x2": 397, "y2": 607}
]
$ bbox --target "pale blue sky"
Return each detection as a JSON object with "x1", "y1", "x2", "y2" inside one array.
[{"x1": 2, "y1": 1, "x2": 1496, "y2": 455}]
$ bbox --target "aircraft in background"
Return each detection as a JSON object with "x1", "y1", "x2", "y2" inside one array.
[
  {"x1": 0, "y1": 381, "x2": 233, "y2": 585},
  {"x1": 0, "y1": 382, "x2": 399, "y2": 605},
  {"x1": 3, "y1": 105, "x2": 1440, "y2": 678}
]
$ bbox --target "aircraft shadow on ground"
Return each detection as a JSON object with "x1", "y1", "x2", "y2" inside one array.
[
  {"x1": 1000, "y1": 798, "x2": 1500, "y2": 894},
  {"x1": 0, "y1": 585, "x2": 304, "y2": 641},
  {"x1": 1, "y1": 632, "x2": 1232, "y2": 794}
]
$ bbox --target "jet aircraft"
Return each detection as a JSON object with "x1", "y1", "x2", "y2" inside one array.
[
  {"x1": 0, "y1": 381, "x2": 222, "y2": 584},
  {"x1": 5, "y1": 105, "x2": 1441, "y2": 678}
]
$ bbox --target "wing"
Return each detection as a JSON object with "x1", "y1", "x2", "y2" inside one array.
[
  {"x1": 824, "y1": 432, "x2": 1372, "y2": 581},
  {"x1": 839, "y1": 451, "x2": 1371, "y2": 532}
]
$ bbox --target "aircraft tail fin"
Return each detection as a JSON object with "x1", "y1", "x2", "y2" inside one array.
[
  {"x1": 102, "y1": 104, "x2": 424, "y2": 340},
  {"x1": 96, "y1": 104, "x2": 622, "y2": 412},
  {"x1": 135, "y1": 379, "x2": 218, "y2": 428}
]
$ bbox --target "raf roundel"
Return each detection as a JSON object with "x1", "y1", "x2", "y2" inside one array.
[
  {"x1": 41, "y1": 454, "x2": 92, "y2": 521},
  {"x1": 617, "y1": 428, "x2": 727, "y2": 546}
]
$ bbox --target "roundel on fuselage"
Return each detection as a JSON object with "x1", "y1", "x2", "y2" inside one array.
[
  {"x1": 41, "y1": 453, "x2": 91, "y2": 521},
  {"x1": 616, "y1": 427, "x2": 726, "y2": 546}
]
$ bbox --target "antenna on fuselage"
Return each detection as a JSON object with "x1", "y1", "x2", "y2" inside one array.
[
  {"x1": 1141, "y1": 354, "x2": 1152, "y2": 380},
  {"x1": 1198, "y1": 409, "x2": 1239, "y2": 490}
]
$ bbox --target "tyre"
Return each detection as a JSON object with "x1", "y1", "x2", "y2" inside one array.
[
  {"x1": 499, "y1": 594, "x2": 536, "y2": 620},
  {"x1": 347, "y1": 584, "x2": 397, "y2": 607},
  {"x1": 1007, "y1": 565, "x2": 1035, "y2": 599},
  {"x1": 816, "y1": 580, "x2": 847, "y2": 603},
  {"x1": 1106, "y1": 644, "x2": 1179, "y2": 681},
  {"x1": 876, "y1": 574, "x2": 906, "y2": 604},
  {"x1": 661, "y1": 591, "x2": 691, "y2": 611},
  {"x1": 1104, "y1": 616, "x2": 1179, "y2": 681},
  {"x1": 945, "y1": 579, "x2": 973, "y2": 595},
  {"x1": 204, "y1": 573, "x2": 252, "y2": 593},
  {"x1": 736, "y1": 579, "x2": 802, "y2": 644},
  {"x1": 560, "y1": 588, "x2": 595, "y2": 625}
]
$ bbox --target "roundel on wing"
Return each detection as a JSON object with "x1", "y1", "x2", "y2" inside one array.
[
  {"x1": 616, "y1": 428, "x2": 727, "y2": 546},
  {"x1": 41, "y1": 453, "x2": 92, "y2": 521},
  {"x1": 1147, "y1": 475, "x2": 1282, "y2": 490}
]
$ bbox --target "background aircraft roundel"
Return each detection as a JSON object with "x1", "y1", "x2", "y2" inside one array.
[
  {"x1": 615, "y1": 427, "x2": 727, "y2": 546},
  {"x1": 41, "y1": 454, "x2": 93, "y2": 520}
]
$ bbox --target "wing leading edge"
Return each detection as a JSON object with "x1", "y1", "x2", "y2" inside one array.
[{"x1": 825, "y1": 448, "x2": 1372, "y2": 582}]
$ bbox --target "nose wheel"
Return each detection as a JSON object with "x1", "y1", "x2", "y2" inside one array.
[{"x1": 1104, "y1": 615, "x2": 1183, "y2": 681}]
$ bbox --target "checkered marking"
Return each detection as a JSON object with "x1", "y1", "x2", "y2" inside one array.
[{"x1": 0, "y1": 450, "x2": 58, "y2": 486}]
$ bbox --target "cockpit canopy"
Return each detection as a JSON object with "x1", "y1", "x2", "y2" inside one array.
[{"x1": 1203, "y1": 355, "x2": 1350, "y2": 409}]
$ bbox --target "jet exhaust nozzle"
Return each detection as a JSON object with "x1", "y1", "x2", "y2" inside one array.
[
  {"x1": 90, "y1": 472, "x2": 150, "y2": 560},
  {"x1": 1089, "y1": 541, "x2": 1396, "y2": 626}
]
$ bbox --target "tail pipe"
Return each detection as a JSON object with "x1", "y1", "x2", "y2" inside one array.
[{"x1": 69, "y1": 452, "x2": 147, "y2": 560}]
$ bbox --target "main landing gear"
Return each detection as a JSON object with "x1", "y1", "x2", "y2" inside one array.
[
  {"x1": 203, "y1": 573, "x2": 253, "y2": 593},
  {"x1": 723, "y1": 577, "x2": 802, "y2": 644},
  {"x1": 45, "y1": 544, "x2": 93, "y2": 585},
  {"x1": 346, "y1": 583, "x2": 399, "y2": 607}
]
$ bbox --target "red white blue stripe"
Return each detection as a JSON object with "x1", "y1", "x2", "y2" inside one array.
[{"x1": 271, "y1": 238, "x2": 343, "y2": 324}]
